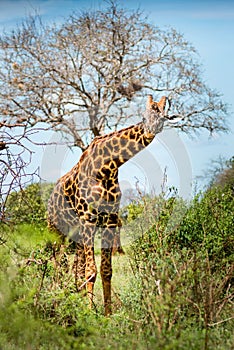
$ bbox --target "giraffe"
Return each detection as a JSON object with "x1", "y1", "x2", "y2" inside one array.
[{"x1": 47, "y1": 94, "x2": 167, "y2": 315}]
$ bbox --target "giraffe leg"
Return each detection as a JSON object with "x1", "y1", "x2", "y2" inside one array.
[
  {"x1": 100, "y1": 227, "x2": 115, "y2": 316},
  {"x1": 112, "y1": 227, "x2": 125, "y2": 255},
  {"x1": 73, "y1": 242, "x2": 86, "y2": 291},
  {"x1": 82, "y1": 223, "x2": 97, "y2": 309},
  {"x1": 84, "y1": 245, "x2": 97, "y2": 308}
]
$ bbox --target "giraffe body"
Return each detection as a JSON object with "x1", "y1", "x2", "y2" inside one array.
[{"x1": 48, "y1": 95, "x2": 167, "y2": 315}]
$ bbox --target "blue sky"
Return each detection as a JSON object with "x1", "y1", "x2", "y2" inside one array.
[{"x1": 1, "y1": 0, "x2": 234, "y2": 197}]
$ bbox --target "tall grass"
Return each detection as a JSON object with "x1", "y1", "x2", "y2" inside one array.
[{"x1": 0, "y1": 185, "x2": 233, "y2": 349}]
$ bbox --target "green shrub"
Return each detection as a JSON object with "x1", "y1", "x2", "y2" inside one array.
[
  {"x1": 0, "y1": 185, "x2": 233, "y2": 349},
  {"x1": 174, "y1": 186, "x2": 234, "y2": 263},
  {"x1": 128, "y1": 188, "x2": 234, "y2": 348},
  {"x1": 4, "y1": 182, "x2": 54, "y2": 225}
]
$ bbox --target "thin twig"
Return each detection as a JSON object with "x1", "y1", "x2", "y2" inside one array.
[
  {"x1": 77, "y1": 273, "x2": 96, "y2": 291},
  {"x1": 208, "y1": 316, "x2": 234, "y2": 327},
  {"x1": 34, "y1": 260, "x2": 48, "y2": 306}
]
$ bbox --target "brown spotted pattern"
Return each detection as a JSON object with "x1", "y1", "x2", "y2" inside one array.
[{"x1": 47, "y1": 95, "x2": 167, "y2": 315}]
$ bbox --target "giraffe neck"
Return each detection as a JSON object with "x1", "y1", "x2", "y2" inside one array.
[
  {"x1": 109, "y1": 122, "x2": 155, "y2": 166},
  {"x1": 77, "y1": 122, "x2": 156, "y2": 181}
]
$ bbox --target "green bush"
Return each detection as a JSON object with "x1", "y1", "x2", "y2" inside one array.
[
  {"x1": 4, "y1": 182, "x2": 54, "y2": 225},
  {"x1": 0, "y1": 184, "x2": 233, "y2": 349},
  {"x1": 174, "y1": 186, "x2": 234, "y2": 263},
  {"x1": 128, "y1": 187, "x2": 234, "y2": 348}
]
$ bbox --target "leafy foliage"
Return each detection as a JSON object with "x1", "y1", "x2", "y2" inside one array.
[
  {"x1": 4, "y1": 182, "x2": 54, "y2": 224},
  {"x1": 174, "y1": 186, "x2": 234, "y2": 258},
  {"x1": 129, "y1": 185, "x2": 234, "y2": 348},
  {"x1": 0, "y1": 181, "x2": 233, "y2": 349}
]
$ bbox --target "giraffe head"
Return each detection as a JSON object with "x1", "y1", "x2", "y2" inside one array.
[{"x1": 143, "y1": 95, "x2": 167, "y2": 135}]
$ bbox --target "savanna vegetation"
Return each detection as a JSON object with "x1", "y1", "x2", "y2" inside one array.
[
  {"x1": 0, "y1": 159, "x2": 233, "y2": 350},
  {"x1": 0, "y1": 1, "x2": 233, "y2": 349}
]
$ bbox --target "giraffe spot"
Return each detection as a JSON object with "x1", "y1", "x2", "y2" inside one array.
[
  {"x1": 109, "y1": 161, "x2": 117, "y2": 170},
  {"x1": 112, "y1": 145, "x2": 120, "y2": 154},
  {"x1": 107, "y1": 193, "x2": 115, "y2": 202},
  {"x1": 83, "y1": 202, "x2": 88, "y2": 211},
  {"x1": 102, "y1": 167, "x2": 111, "y2": 178},
  {"x1": 129, "y1": 132, "x2": 137, "y2": 140},
  {"x1": 94, "y1": 156, "x2": 103, "y2": 170},
  {"x1": 77, "y1": 204, "x2": 83, "y2": 211},
  {"x1": 79, "y1": 198, "x2": 86, "y2": 205},
  {"x1": 111, "y1": 138, "x2": 118, "y2": 146},
  {"x1": 78, "y1": 173, "x2": 85, "y2": 182}
]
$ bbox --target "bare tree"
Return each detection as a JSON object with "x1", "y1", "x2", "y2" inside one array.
[
  {"x1": 0, "y1": 1, "x2": 228, "y2": 153},
  {"x1": 200, "y1": 156, "x2": 234, "y2": 189},
  {"x1": 0, "y1": 1, "x2": 229, "y2": 222},
  {"x1": 0, "y1": 122, "x2": 41, "y2": 222}
]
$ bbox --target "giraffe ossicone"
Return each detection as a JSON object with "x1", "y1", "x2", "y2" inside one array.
[{"x1": 47, "y1": 95, "x2": 167, "y2": 315}]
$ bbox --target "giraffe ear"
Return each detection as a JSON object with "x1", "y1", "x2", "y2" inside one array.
[
  {"x1": 157, "y1": 96, "x2": 167, "y2": 113},
  {"x1": 146, "y1": 94, "x2": 153, "y2": 110}
]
